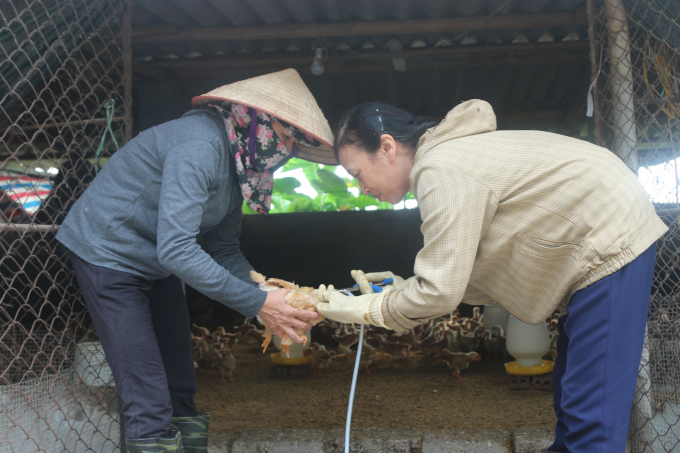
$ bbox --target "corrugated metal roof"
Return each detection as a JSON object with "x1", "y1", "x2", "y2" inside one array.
[
  {"x1": 134, "y1": 0, "x2": 586, "y2": 28},
  {"x1": 131, "y1": 0, "x2": 590, "y2": 60},
  {"x1": 132, "y1": 0, "x2": 594, "y2": 138},
  {"x1": 173, "y1": 60, "x2": 592, "y2": 135}
]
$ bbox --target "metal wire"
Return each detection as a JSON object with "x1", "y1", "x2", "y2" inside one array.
[
  {"x1": 0, "y1": 0, "x2": 127, "y2": 451},
  {"x1": 588, "y1": 1, "x2": 680, "y2": 449},
  {"x1": 1, "y1": 1, "x2": 680, "y2": 452}
]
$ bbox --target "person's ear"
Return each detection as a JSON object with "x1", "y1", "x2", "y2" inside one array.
[{"x1": 380, "y1": 134, "x2": 397, "y2": 163}]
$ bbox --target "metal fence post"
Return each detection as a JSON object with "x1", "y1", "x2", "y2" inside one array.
[
  {"x1": 586, "y1": 0, "x2": 605, "y2": 147},
  {"x1": 604, "y1": 0, "x2": 639, "y2": 172}
]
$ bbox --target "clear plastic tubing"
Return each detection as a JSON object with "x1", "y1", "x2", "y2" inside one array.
[{"x1": 342, "y1": 289, "x2": 364, "y2": 453}]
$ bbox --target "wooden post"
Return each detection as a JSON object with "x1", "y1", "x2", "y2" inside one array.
[
  {"x1": 604, "y1": 0, "x2": 638, "y2": 172},
  {"x1": 123, "y1": 0, "x2": 133, "y2": 144},
  {"x1": 586, "y1": 0, "x2": 605, "y2": 147}
]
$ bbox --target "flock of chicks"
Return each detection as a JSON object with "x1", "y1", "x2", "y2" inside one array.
[
  {"x1": 191, "y1": 305, "x2": 561, "y2": 382},
  {"x1": 190, "y1": 270, "x2": 562, "y2": 382},
  {"x1": 312, "y1": 307, "x2": 560, "y2": 380},
  {"x1": 190, "y1": 324, "x2": 241, "y2": 382}
]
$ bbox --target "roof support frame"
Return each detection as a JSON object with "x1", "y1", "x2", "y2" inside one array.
[{"x1": 131, "y1": 10, "x2": 589, "y2": 44}]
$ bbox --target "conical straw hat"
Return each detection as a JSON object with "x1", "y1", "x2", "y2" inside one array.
[{"x1": 192, "y1": 69, "x2": 336, "y2": 165}]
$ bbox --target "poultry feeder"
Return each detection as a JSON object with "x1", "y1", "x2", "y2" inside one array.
[
  {"x1": 505, "y1": 315, "x2": 554, "y2": 389},
  {"x1": 482, "y1": 302, "x2": 510, "y2": 332},
  {"x1": 269, "y1": 330, "x2": 313, "y2": 379}
]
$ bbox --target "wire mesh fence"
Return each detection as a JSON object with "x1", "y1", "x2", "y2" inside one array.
[
  {"x1": 587, "y1": 0, "x2": 680, "y2": 451},
  {"x1": 0, "y1": 0, "x2": 128, "y2": 451},
  {"x1": 2, "y1": 0, "x2": 680, "y2": 451}
]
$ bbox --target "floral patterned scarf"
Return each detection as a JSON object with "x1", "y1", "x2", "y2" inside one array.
[{"x1": 208, "y1": 102, "x2": 321, "y2": 214}]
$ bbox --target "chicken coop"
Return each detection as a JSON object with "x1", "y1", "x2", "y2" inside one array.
[{"x1": 1, "y1": 0, "x2": 680, "y2": 452}]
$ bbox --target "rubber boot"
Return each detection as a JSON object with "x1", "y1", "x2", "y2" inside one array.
[
  {"x1": 171, "y1": 413, "x2": 210, "y2": 452},
  {"x1": 125, "y1": 431, "x2": 184, "y2": 452}
]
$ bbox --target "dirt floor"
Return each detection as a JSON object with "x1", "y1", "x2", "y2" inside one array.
[{"x1": 194, "y1": 342, "x2": 557, "y2": 439}]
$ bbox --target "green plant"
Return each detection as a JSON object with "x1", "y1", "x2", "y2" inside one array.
[{"x1": 242, "y1": 160, "x2": 416, "y2": 214}]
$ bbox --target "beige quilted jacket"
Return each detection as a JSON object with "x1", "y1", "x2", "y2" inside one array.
[{"x1": 377, "y1": 100, "x2": 668, "y2": 333}]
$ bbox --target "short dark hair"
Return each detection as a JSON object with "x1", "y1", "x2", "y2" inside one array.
[{"x1": 334, "y1": 102, "x2": 437, "y2": 159}]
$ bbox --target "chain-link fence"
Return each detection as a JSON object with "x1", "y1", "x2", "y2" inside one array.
[
  {"x1": 0, "y1": 0, "x2": 129, "y2": 451},
  {"x1": 2, "y1": 0, "x2": 680, "y2": 452},
  {"x1": 587, "y1": 0, "x2": 680, "y2": 451}
]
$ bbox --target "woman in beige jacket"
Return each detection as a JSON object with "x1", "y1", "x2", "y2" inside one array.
[{"x1": 316, "y1": 99, "x2": 667, "y2": 453}]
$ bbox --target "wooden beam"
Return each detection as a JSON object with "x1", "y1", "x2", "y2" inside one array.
[
  {"x1": 132, "y1": 10, "x2": 588, "y2": 44},
  {"x1": 148, "y1": 41, "x2": 590, "y2": 70},
  {"x1": 169, "y1": 52, "x2": 589, "y2": 80}
]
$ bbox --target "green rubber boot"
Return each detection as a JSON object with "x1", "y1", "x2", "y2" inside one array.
[
  {"x1": 125, "y1": 431, "x2": 184, "y2": 452},
  {"x1": 171, "y1": 413, "x2": 210, "y2": 453}
]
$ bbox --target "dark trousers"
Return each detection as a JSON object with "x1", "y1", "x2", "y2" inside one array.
[
  {"x1": 70, "y1": 251, "x2": 198, "y2": 439},
  {"x1": 550, "y1": 244, "x2": 656, "y2": 453}
]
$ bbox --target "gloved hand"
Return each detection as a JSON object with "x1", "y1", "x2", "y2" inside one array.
[
  {"x1": 360, "y1": 271, "x2": 414, "y2": 291},
  {"x1": 315, "y1": 290, "x2": 390, "y2": 328},
  {"x1": 311, "y1": 284, "x2": 334, "y2": 301}
]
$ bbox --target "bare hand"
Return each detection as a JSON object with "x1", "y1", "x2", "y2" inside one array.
[{"x1": 257, "y1": 289, "x2": 320, "y2": 344}]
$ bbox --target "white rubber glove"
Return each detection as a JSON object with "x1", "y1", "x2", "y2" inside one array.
[
  {"x1": 315, "y1": 290, "x2": 391, "y2": 329},
  {"x1": 362, "y1": 271, "x2": 414, "y2": 291},
  {"x1": 312, "y1": 284, "x2": 334, "y2": 301}
]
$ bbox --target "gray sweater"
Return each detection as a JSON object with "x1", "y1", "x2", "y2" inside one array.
[{"x1": 56, "y1": 109, "x2": 267, "y2": 318}]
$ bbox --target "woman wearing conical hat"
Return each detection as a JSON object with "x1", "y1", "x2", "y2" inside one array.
[{"x1": 56, "y1": 69, "x2": 333, "y2": 452}]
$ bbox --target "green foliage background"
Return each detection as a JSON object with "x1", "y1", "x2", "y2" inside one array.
[{"x1": 243, "y1": 160, "x2": 416, "y2": 214}]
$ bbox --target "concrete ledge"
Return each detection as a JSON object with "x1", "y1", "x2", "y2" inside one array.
[
  {"x1": 326, "y1": 427, "x2": 421, "y2": 453},
  {"x1": 512, "y1": 426, "x2": 554, "y2": 453},
  {"x1": 209, "y1": 427, "x2": 555, "y2": 452},
  {"x1": 422, "y1": 429, "x2": 511, "y2": 453},
  {"x1": 231, "y1": 429, "x2": 326, "y2": 453}
]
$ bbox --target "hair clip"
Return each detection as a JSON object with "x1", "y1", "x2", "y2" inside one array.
[{"x1": 376, "y1": 108, "x2": 384, "y2": 134}]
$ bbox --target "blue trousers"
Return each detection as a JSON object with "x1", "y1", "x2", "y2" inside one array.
[
  {"x1": 550, "y1": 244, "x2": 656, "y2": 453},
  {"x1": 69, "y1": 251, "x2": 198, "y2": 439}
]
